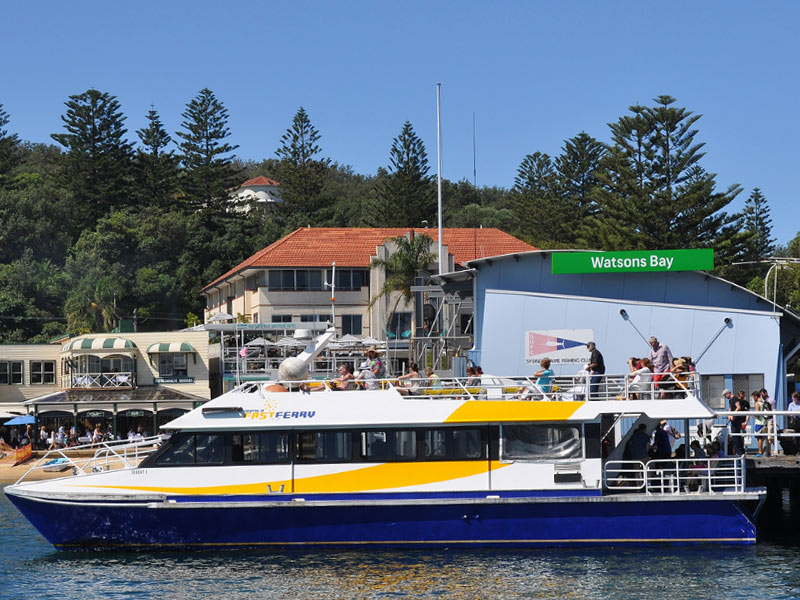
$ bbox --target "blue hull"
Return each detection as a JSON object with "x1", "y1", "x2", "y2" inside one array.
[{"x1": 5, "y1": 491, "x2": 757, "y2": 549}]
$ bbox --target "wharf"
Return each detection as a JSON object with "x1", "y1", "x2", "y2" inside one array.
[{"x1": 746, "y1": 455, "x2": 800, "y2": 519}]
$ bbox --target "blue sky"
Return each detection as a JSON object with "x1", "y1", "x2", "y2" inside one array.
[{"x1": 3, "y1": 1, "x2": 798, "y2": 245}]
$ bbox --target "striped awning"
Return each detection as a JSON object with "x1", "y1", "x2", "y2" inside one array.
[
  {"x1": 62, "y1": 337, "x2": 137, "y2": 352},
  {"x1": 146, "y1": 342, "x2": 197, "y2": 354}
]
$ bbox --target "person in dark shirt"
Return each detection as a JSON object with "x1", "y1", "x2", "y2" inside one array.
[{"x1": 586, "y1": 341, "x2": 605, "y2": 400}]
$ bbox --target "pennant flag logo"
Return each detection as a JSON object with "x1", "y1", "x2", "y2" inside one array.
[{"x1": 525, "y1": 329, "x2": 593, "y2": 365}]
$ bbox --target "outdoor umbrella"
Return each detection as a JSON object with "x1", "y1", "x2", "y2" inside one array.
[{"x1": 4, "y1": 414, "x2": 36, "y2": 425}]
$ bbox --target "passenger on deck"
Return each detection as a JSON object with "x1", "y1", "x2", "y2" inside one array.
[
  {"x1": 627, "y1": 357, "x2": 654, "y2": 399},
  {"x1": 690, "y1": 440, "x2": 707, "y2": 459},
  {"x1": 648, "y1": 336, "x2": 674, "y2": 380},
  {"x1": 356, "y1": 360, "x2": 380, "y2": 390},
  {"x1": 396, "y1": 363, "x2": 421, "y2": 395},
  {"x1": 331, "y1": 363, "x2": 354, "y2": 390},
  {"x1": 754, "y1": 390, "x2": 771, "y2": 456},
  {"x1": 652, "y1": 423, "x2": 672, "y2": 459},
  {"x1": 729, "y1": 395, "x2": 748, "y2": 455},
  {"x1": 533, "y1": 358, "x2": 554, "y2": 393},
  {"x1": 465, "y1": 366, "x2": 477, "y2": 386},
  {"x1": 586, "y1": 342, "x2": 605, "y2": 400},
  {"x1": 629, "y1": 424, "x2": 650, "y2": 461},
  {"x1": 660, "y1": 358, "x2": 689, "y2": 399},
  {"x1": 364, "y1": 346, "x2": 384, "y2": 379},
  {"x1": 425, "y1": 367, "x2": 441, "y2": 389}
]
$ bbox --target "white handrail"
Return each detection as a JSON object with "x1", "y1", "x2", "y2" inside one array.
[{"x1": 604, "y1": 456, "x2": 746, "y2": 494}]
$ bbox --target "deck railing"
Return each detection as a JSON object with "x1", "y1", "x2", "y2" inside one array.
[
  {"x1": 247, "y1": 372, "x2": 700, "y2": 402},
  {"x1": 13, "y1": 436, "x2": 163, "y2": 486},
  {"x1": 603, "y1": 456, "x2": 746, "y2": 494}
]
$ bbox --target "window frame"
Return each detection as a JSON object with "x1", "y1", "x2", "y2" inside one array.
[{"x1": 30, "y1": 360, "x2": 56, "y2": 385}]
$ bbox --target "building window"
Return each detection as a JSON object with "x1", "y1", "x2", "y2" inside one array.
[
  {"x1": 268, "y1": 269, "x2": 324, "y2": 291},
  {"x1": 0, "y1": 361, "x2": 23, "y2": 385},
  {"x1": 159, "y1": 354, "x2": 188, "y2": 377},
  {"x1": 342, "y1": 314, "x2": 362, "y2": 335},
  {"x1": 252, "y1": 313, "x2": 259, "y2": 323},
  {"x1": 300, "y1": 314, "x2": 328, "y2": 323},
  {"x1": 30, "y1": 361, "x2": 56, "y2": 385},
  {"x1": 388, "y1": 312, "x2": 412, "y2": 339},
  {"x1": 326, "y1": 269, "x2": 368, "y2": 291},
  {"x1": 271, "y1": 315, "x2": 293, "y2": 323}
]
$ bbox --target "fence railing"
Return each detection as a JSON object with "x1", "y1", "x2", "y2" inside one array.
[
  {"x1": 604, "y1": 456, "x2": 745, "y2": 494},
  {"x1": 63, "y1": 371, "x2": 136, "y2": 389}
]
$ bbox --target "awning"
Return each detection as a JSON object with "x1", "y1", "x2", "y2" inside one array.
[
  {"x1": 146, "y1": 342, "x2": 197, "y2": 354},
  {"x1": 62, "y1": 337, "x2": 138, "y2": 352}
]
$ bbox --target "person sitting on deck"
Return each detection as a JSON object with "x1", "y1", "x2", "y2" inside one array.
[
  {"x1": 330, "y1": 363, "x2": 354, "y2": 391},
  {"x1": 425, "y1": 367, "x2": 441, "y2": 389},
  {"x1": 355, "y1": 360, "x2": 379, "y2": 390},
  {"x1": 396, "y1": 363, "x2": 421, "y2": 396}
]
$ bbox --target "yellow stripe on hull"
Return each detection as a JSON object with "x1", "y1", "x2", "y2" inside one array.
[
  {"x1": 445, "y1": 400, "x2": 584, "y2": 423},
  {"x1": 78, "y1": 460, "x2": 510, "y2": 495}
]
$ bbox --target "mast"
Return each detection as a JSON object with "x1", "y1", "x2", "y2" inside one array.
[{"x1": 436, "y1": 82, "x2": 443, "y2": 275}]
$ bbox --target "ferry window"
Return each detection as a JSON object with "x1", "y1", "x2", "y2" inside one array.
[
  {"x1": 0, "y1": 361, "x2": 23, "y2": 385},
  {"x1": 157, "y1": 435, "x2": 196, "y2": 465},
  {"x1": 421, "y1": 428, "x2": 484, "y2": 460},
  {"x1": 195, "y1": 434, "x2": 224, "y2": 464},
  {"x1": 30, "y1": 361, "x2": 56, "y2": 384},
  {"x1": 361, "y1": 430, "x2": 416, "y2": 461},
  {"x1": 296, "y1": 431, "x2": 352, "y2": 462},
  {"x1": 232, "y1": 432, "x2": 290, "y2": 464},
  {"x1": 156, "y1": 434, "x2": 225, "y2": 465},
  {"x1": 501, "y1": 425, "x2": 582, "y2": 460}
]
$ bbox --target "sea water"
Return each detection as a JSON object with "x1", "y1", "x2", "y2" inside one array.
[{"x1": 2, "y1": 488, "x2": 799, "y2": 599}]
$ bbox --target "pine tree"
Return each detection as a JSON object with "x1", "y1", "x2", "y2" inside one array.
[
  {"x1": 554, "y1": 132, "x2": 605, "y2": 243},
  {"x1": 581, "y1": 97, "x2": 741, "y2": 255},
  {"x1": 274, "y1": 107, "x2": 331, "y2": 226},
  {"x1": 51, "y1": 89, "x2": 134, "y2": 223},
  {"x1": 0, "y1": 103, "x2": 20, "y2": 187},
  {"x1": 741, "y1": 187, "x2": 776, "y2": 259},
  {"x1": 176, "y1": 88, "x2": 240, "y2": 211},
  {"x1": 509, "y1": 151, "x2": 565, "y2": 246},
  {"x1": 372, "y1": 121, "x2": 434, "y2": 227},
  {"x1": 135, "y1": 108, "x2": 181, "y2": 210}
]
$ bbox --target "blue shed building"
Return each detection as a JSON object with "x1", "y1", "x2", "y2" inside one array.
[{"x1": 438, "y1": 250, "x2": 800, "y2": 409}]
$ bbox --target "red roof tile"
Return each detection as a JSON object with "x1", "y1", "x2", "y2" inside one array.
[
  {"x1": 202, "y1": 228, "x2": 536, "y2": 291},
  {"x1": 240, "y1": 176, "x2": 280, "y2": 187}
]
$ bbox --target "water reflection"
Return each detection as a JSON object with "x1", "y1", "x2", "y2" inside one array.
[{"x1": 4, "y1": 489, "x2": 800, "y2": 600}]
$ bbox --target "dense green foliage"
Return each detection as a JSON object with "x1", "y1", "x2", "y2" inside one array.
[{"x1": 0, "y1": 91, "x2": 792, "y2": 341}]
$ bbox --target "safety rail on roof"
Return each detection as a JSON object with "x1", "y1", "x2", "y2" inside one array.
[
  {"x1": 604, "y1": 456, "x2": 746, "y2": 494},
  {"x1": 241, "y1": 372, "x2": 699, "y2": 402},
  {"x1": 13, "y1": 436, "x2": 164, "y2": 486}
]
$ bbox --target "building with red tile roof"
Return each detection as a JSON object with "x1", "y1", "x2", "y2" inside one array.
[{"x1": 202, "y1": 227, "x2": 536, "y2": 341}]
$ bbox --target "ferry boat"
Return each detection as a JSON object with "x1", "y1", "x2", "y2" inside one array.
[{"x1": 5, "y1": 331, "x2": 764, "y2": 549}]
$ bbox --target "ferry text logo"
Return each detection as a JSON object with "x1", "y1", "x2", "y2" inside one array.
[
  {"x1": 244, "y1": 409, "x2": 316, "y2": 420},
  {"x1": 244, "y1": 396, "x2": 316, "y2": 420}
]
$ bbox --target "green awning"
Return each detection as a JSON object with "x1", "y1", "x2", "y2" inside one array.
[
  {"x1": 62, "y1": 337, "x2": 137, "y2": 352},
  {"x1": 146, "y1": 342, "x2": 197, "y2": 354}
]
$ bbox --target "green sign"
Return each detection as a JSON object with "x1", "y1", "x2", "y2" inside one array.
[{"x1": 551, "y1": 249, "x2": 714, "y2": 274}]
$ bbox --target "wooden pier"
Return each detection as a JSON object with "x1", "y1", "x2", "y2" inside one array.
[{"x1": 747, "y1": 455, "x2": 800, "y2": 523}]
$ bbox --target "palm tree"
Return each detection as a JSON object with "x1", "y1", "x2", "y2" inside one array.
[{"x1": 369, "y1": 233, "x2": 437, "y2": 339}]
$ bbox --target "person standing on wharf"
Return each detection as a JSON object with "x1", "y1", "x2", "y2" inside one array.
[{"x1": 586, "y1": 341, "x2": 605, "y2": 400}]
